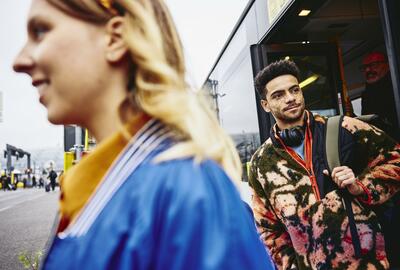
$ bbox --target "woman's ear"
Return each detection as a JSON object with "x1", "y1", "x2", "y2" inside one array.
[{"x1": 105, "y1": 16, "x2": 128, "y2": 63}]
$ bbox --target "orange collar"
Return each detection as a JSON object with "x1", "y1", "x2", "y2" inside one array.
[{"x1": 57, "y1": 113, "x2": 150, "y2": 232}]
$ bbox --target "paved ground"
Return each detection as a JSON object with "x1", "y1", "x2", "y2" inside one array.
[{"x1": 0, "y1": 188, "x2": 59, "y2": 270}]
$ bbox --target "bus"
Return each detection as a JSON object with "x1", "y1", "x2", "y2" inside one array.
[{"x1": 204, "y1": 0, "x2": 400, "y2": 183}]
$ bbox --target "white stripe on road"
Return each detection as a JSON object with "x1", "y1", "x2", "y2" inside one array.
[
  {"x1": 0, "y1": 189, "x2": 45, "y2": 203},
  {"x1": 0, "y1": 190, "x2": 38, "y2": 203},
  {"x1": 0, "y1": 193, "x2": 25, "y2": 203},
  {"x1": 0, "y1": 193, "x2": 48, "y2": 213}
]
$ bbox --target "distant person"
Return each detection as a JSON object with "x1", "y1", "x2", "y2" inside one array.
[
  {"x1": 14, "y1": 179, "x2": 18, "y2": 190},
  {"x1": 361, "y1": 52, "x2": 400, "y2": 139},
  {"x1": 32, "y1": 176, "x2": 37, "y2": 188},
  {"x1": 7, "y1": 176, "x2": 12, "y2": 190},
  {"x1": 13, "y1": 0, "x2": 273, "y2": 269},
  {"x1": 39, "y1": 177, "x2": 44, "y2": 188},
  {"x1": 1, "y1": 175, "x2": 7, "y2": 191},
  {"x1": 48, "y1": 169, "x2": 57, "y2": 191}
]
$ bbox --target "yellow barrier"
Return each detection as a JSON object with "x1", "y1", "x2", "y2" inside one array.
[{"x1": 64, "y1": 152, "x2": 75, "y2": 172}]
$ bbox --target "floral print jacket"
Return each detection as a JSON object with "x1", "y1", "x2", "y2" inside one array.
[{"x1": 249, "y1": 113, "x2": 400, "y2": 270}]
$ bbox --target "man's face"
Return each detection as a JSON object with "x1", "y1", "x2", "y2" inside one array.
[
  {"x1": 361, "y1": 53, "x2": 389, "y2": 84},
  {"x1": 261, "y1": 74, "x2": 305, "y2": 129}
]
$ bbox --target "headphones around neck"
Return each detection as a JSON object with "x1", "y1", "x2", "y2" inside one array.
[
  {"x1": 277, "y1": 111, "x2": 310, "y2": 147},
  {"x1": 279, "y1": 126, "x2": 305, "y2": 147}
]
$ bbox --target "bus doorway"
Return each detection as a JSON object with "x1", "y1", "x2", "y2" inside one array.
[{"x1": 252, "y1": 0, "x2": 400, "y2": 140}]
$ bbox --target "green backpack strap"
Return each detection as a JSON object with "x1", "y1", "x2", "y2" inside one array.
[
  {"x1": 325, "y1": 114, "x2": 375, "y2": 171},
  {"x1": 325, "y1": 114, "x2": 362, "y2": 258},
  {"x1": 325, "y1": 115, "x2": 342, "y2": 172}
]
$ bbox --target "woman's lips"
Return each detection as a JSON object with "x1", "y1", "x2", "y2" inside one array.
[{"x1": 34, "y1": 81, "x2": 49, "y2": 104}]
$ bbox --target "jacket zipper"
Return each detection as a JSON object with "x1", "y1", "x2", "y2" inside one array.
[
  {"x1": 289, "y1": 151, "x2": 321, "y2": 201},
  {"x1": 276, "y1": 131, "x2": 321, "y2": 201}
]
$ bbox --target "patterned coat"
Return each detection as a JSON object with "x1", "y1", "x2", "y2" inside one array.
[{"x1": 249, "y1": 113, "x2": 400, "y2": 270}]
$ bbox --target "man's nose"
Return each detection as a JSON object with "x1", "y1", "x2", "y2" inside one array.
[
  {"x1": 285, "y1": 92, "x2": 296, "y2": 103},
  {"x1": 364, "y1": 65, "x2": 373, "y2": 73},
  {"x1": 13, "y1": 46, "x2": 34, "y2": 74}
]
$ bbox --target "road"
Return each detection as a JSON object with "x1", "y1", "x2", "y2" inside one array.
[{"x1": 0, "y1": 188, "x2": 59, "y2": 270}]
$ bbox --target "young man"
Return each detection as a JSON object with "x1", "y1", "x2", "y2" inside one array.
[{"x1": 249, "y1": 60, "x2": 400, "y2": 270}]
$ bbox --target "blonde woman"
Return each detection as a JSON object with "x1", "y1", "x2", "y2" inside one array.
[{"x1": 13, "y1": 0, "x2": 274, "y2": 269}]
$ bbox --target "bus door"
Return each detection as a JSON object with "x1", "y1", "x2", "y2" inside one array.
[{"x1": 250, "y1": 42, "x2": 343, "y2": 142}]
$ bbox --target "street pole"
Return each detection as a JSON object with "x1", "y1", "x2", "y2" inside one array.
[{"x1": 74, "y1": 126, "x2": 84, "y2": 162}]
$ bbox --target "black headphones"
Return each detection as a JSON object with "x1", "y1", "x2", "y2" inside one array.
[{"x1": 279, "y1": 126, "x2": 305, "y2": 147}]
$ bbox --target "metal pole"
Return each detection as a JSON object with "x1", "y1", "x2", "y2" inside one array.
[
  {"x1": 6, "y1": 145, "x2": 11, "y2": 175},
  {"x1": 378, "y1": 0, "x2": 400, "y2": 128},
  {"x1": 27, "y1": 154, "x2": 31, "y2": 181},
  {"x1": 335, "y1": 40, "x2": 354, "y2": 116},
  {"x1": 211, "y1": 80, "x2": 221, "y2": 122},
  {"x1": 74, "y1": 126, "x2": 83, "y2": 161}
]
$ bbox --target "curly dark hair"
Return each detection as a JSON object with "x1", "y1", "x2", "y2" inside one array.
[{"x1": 254, "y1": 60, "x2": 300, "y2": 99}]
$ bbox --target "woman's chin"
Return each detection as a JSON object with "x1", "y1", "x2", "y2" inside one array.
[
  {"x1": 47, "y1": 112, "x2": 70, "y2": 126},
  {"x1": 47, "y1": 116, "x2": 64, "y2": 125}
]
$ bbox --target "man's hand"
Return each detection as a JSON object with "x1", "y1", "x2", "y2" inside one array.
[{"x1": 323, "y1": 166, "x2": 363, "y2": 196}]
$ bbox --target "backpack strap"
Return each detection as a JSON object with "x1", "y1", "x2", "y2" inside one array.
[
  {"x1": 325, "y1": 115, "x2": 342, "y2": 172},
  {"x1": 325, "y1": 115, "x2": 362, "y2": 258}
]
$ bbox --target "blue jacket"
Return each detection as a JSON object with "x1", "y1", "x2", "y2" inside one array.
[{"x1": 44, "y1": 140, "x2": 274, "y2": 269}]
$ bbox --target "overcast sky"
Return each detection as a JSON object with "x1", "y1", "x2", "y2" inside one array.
[{"x1": 0, "y1": 0, "x2": 248, "y2": 153}]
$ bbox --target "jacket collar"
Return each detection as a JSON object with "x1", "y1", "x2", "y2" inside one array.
[{"x1": 58, "y1": 113, "x2": 151, "y2": 232}]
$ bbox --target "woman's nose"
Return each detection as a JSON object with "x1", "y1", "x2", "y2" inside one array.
[{"x1": 13, "y1": 46, "x2": 34, "y2": 74}]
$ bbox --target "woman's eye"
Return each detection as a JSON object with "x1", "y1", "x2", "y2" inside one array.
[{"x1": 32, "y1": 25, "x2": 48, "y2": 40}]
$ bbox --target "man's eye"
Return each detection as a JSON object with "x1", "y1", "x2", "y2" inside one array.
[
  {"x1": 292, "y1": 87, "x2": 300, "y2": 93},
  {"x1": 272, "y1": 94, "x2": 282, "y2": 99}
]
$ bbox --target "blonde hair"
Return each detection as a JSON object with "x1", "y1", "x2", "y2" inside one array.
[{"x1": 47, "y1": 0, "x2": 242, "y2": 184}]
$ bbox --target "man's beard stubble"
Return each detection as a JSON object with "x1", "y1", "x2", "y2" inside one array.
[{"x1": 273, "y1": 103, "x2": 305, "y2": 124}]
